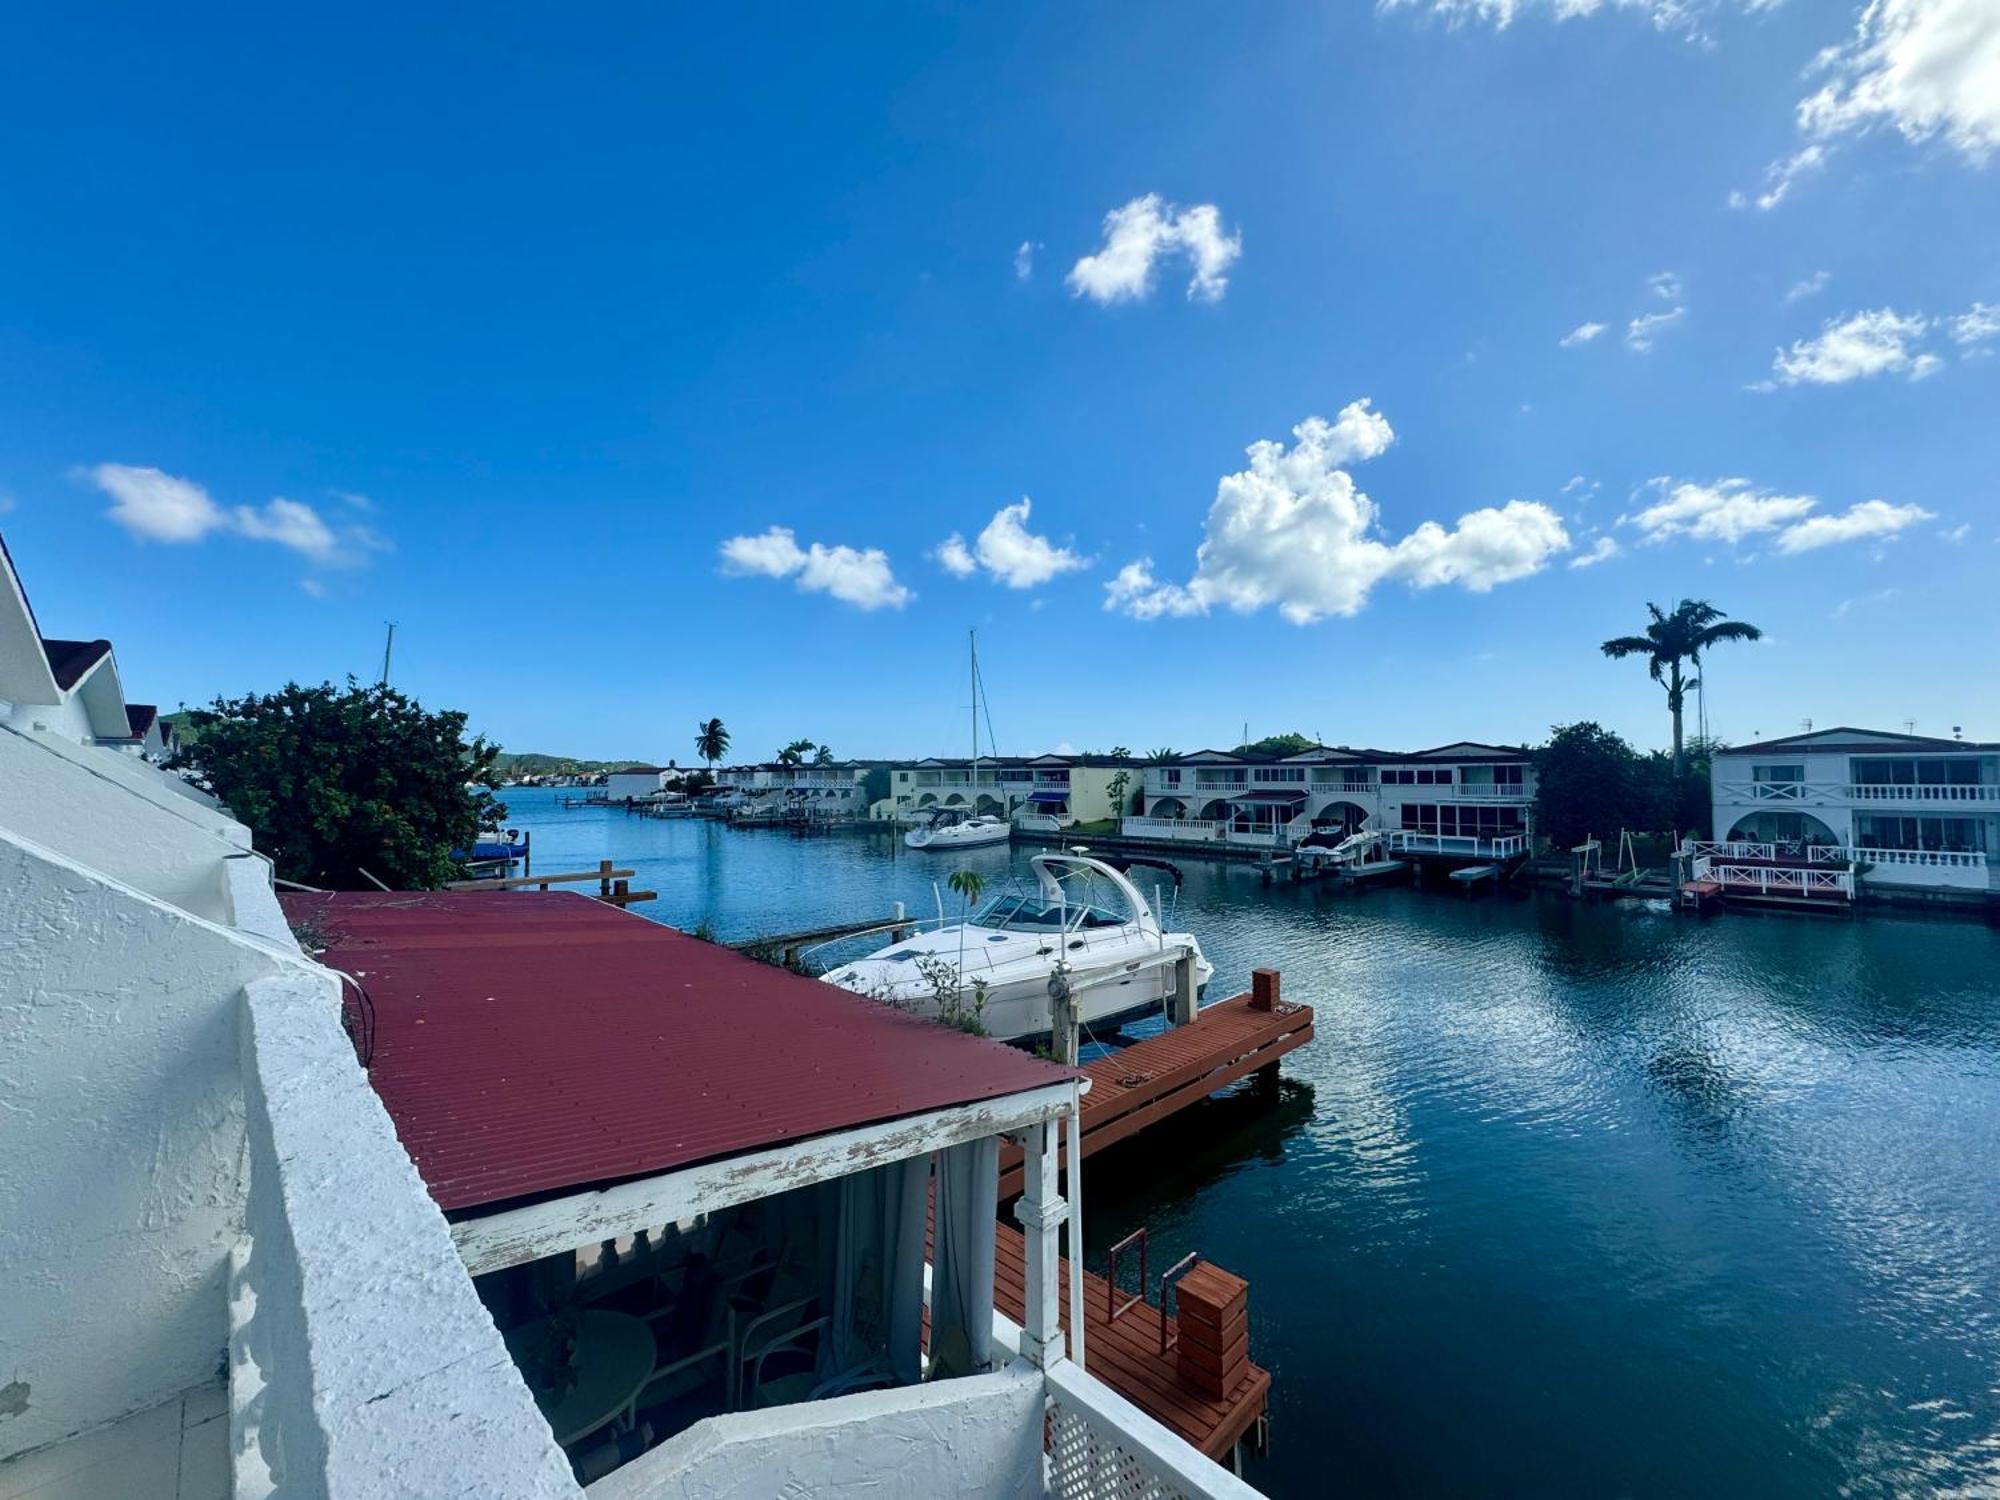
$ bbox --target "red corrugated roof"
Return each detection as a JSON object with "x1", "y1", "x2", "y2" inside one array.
[{"x1": 278, "y1": 890, "x2": 1074, "y2": 1215}]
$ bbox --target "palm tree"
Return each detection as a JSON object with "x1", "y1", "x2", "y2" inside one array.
[
  {"x1": 1602, "y1": 600, "x2": 1762, "y2": 775},
  {"x1": 947, "y1": 868, "x2": 985, "y2": 912},
  {"x1": 695, "y1": 717, "x2": 731, "y2": 781},
  {"x1": 775, "y1": 737, "x2": 813, "y2": 766}
]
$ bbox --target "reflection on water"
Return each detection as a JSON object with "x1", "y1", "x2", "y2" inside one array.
[{"x1": 501, "y1": 789, "x2": 2000, "y2": 1498}]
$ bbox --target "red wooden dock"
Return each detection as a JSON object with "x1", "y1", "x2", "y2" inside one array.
[{"x1": 999, "y1": 977, "x2": 1315, "y2": 1197}]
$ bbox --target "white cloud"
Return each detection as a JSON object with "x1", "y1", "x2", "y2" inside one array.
[
  {"x1": 1568, "y1": 536, "x2": 1623, "y2": 568},
  {"x1": 718, "y1": 526, "x2": 912, "y2": 610},
  {"x1": 84, "y1": 463, "x2": 228, "y2": 542},
  {"x1": 299, "y1": 577, "x2": 329, "y2": 599},
  {"x1": 1102, "y1": 400, "x2": 1569, "y2": 625},
  {"x1": 1377, "y1": 0, "x2": 1770, "y2": 40},
  {"x1": 1627, "y1": 478, "x2": 1818, "y2": 544},
  {"x1": 1798, "y1": 0, "x2": 2000, "y2": 164},
  {"x1": 1647, "y1": 270, "x2": 1683, "y2": 300},
  {"x1": 1766, "y1": 307, "x2": 1941, "y2": 385},
  {"x1": 233, "y1": 498, "x2": 341, "y2": 563},
  {"x1": 1560, "y1": 321, "x2": 1607, "y2": 347},
  {"x1": 937, "y1": 498, "x2": 1087, "y2": 589},
  {"x1": 1775, "y1": 498, "x2": 1935, "y2": 552},
  {"x1": 1013, "y1": 241, "x2": 1039, "y2": 280},
  {"x1": 1626, "y1": 478, "x2": 1936, "y2": 555},
  {"x1": 1625, "y1": 306, "x2": 1685, "y2": 351},
  {"x1": 1730, "y1": 144, "x2": 1829, "y2": 210},
  {"x1": 81, "y1": 464, "x2": 386, "y2": 567},
  {"x1": 1951, "y1": 301, "x2": 2000, "y2": 345},
  {"x1": 933, "y1": 533, "x2": 978, "y2": 577},
  {"x1": 1785, "y1": 270, "x2": 1834, "y2": 303},
  {"x1": 1067, "y1": 195, "x2": 1242, "y2": 305},
  {"x1": 1940, "y1": 521, "x2": 1972, "y2": 542}
]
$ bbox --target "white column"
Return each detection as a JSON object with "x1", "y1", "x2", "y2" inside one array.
[{"x1": 1012, "y1": 1120, "x2": 1068, "y2": 1368}]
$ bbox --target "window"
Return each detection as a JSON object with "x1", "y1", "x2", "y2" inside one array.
[
  {"x1": 1753, "y1": 764, "x2": 1804, "y2": 783},
  {"x1": 1384, "y1": 766, "x2": 1453, "y2": 785},
  {"x1": 1159, "y1": 768, "x2": 1182, "y2": 787},
  {"x1": 1493, "y1": 764, "x2": 1524, "y2": 788},
  {"x1": 1856, "y1": 815, "x2": 1987, "y2": 852},
  {"x1": 1254, "y1": 767, "x2": 1306, "y2": 784}
]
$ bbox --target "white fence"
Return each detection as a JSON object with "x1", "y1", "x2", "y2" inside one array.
[
  {"x1": 1121, "y1": 817, "x2": 1225, "y2": 843},
  {"x1": 1844, "y1": 782, "x2": 2000, "y2": 804},
  {"x1": 1044, "y1": 1360, "x2": 1262, "y2": 1500},
  {"x1": 1683, "y1": 840, "x2": 1989, "y2": 890},
  {"x1": 1384, "y1": 830, "x2": 1528, "y2": 859},
  {"x1": 1699, "y1": 860, "x2": 1855, "y2": 900},
  {"x1": 1015, "y1": 813, "x2": 1071, "y2": 834},
  {"x1": 1716, "y1": 780, "x2": 2000, "y2": 807}
]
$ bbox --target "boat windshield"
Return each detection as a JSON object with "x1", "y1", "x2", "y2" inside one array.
[{"x1": 970, "y1": 894, "x2": 1128, "y2": 932}]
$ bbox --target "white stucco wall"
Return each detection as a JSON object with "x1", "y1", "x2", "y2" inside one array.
[
  {"x1": 591, "y1": 1364, "x2": 1045, "y2": 1500},
  {"x1": 2, "y1": 720, "x2": 233, "y2": 833},
  {"x1": 0, "y1": 830, "x2": 284, "y2": 1462},
  {"x1": 0, "y1": 725, "x2": 241, "y2": 921},
  {"x1": 0, "y1": 688, "x2": 97, "y2": 747},
  {"x1": 234, "y1": 972, "x2": 582, "y2": 1500}
]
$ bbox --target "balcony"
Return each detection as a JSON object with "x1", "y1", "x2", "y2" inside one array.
[
  {"x1": 1716, "y1": 779, "x2": 2000, "y2": 807},
  {"x1": 1384, "y1": 830, "x2": 1529, "y2": 859}
]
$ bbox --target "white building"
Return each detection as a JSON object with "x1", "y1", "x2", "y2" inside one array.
[
  {"x1": 604, "y1": 766, "x2": 672, "y2": 801},
  {"x1": 1709, "y1": 728, "x2": 1998, "y2": 900},
  {"x1": 886, "y1": 755, "x2": 1143, "y2": 830},
  {"x1": 1135, "y1": 743, "x2": 1537, "y2": 857},
  {"x1": 1, "y1": 534, "x2": 1253, "y2": 1500}
]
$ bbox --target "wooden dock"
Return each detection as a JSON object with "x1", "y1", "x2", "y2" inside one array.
[
  {"x1": 991, "y1": 1219, "x2": 1270, "y2": 1462},
  {"x1": 998, "y1": 978, "x2": 1315, "y2": 1197}
]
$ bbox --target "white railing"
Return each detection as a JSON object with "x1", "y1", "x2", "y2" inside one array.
[
  {"x1": 1704, "y1": 861, "x2": 1855, "y2": 900},
  {"x1": 1852, "y1": 846, "x2": 1987, "y2": 869},
  {"x1": 1685, "y1": 840, "x2": 1989, "y2": 878},
  {"x1": 1311, "y1": 779, "x2": 1377, "y2": 795},
  {"x1": 1044, "y1": 1360, "x2": 1263, "y2": 1500},
  {"x1": 1120, "y1": 817, "x2": 1224, "y2": 842},
  {"x1": 1845, "y1": 782, "x2": 2000, "y2": 804},
  {"x1": 1192, "y1": 777, "x2": 1249, "y2": 791},
  {"x1": 1384, "y1": 830, "x2": 1528, "y2": 858}
]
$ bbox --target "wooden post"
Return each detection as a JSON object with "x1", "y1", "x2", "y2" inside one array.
[
  {"x1": 599, "y1": 858, "x2": 614, "y2": 899},
  {"x1": 1250, "y1": 968, "x2": 1280, "y2": 1012},
  {"x1": 1169, "y1": 948, "x2": 1197, "y2": 1028},
  {"x1": 1012, "y1": 1122, "x2": 1067, "y2": 1369},
  {"x1": 1174, "y1": 1262, "x2": 1249, "y2": 1401}
]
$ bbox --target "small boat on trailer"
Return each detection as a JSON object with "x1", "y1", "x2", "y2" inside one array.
[{"x1": 817, "y1": 853, "x2": 1214, "y2": 1043}]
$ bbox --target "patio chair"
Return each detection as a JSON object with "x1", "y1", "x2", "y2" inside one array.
[{"x1": 736, "y1": 1299, "x2": 829, "y2": 1409}]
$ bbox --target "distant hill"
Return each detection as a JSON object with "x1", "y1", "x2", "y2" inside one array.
[{"x1": 494, "y1": 752, "x2": 659, "y2": 777}]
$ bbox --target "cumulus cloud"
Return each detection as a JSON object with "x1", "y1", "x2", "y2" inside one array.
[
  {"x1": 1560, "y1": 321, "x2": 1608, "y2": 347},
  {"x1": 84, "y1": 463, "x2": 228, "y2": 543},
  {"x1": 1785, "y1": 270, "x2": 1834, "y2": 303},
  {"x1": 1013, "y1": 241, "x2": 1039, "y2": 280},
  {"x1": 1377, "y1": 0, "x2": 1769, "y2": 40},
  {"x1": 81, "y1": 463, "x2": 389, "y2": 567},
  {"x1": 1067, "y1": 195, "x2": 1242, "y2": 305},
  {"x1": 935, "y1": 498, "x2": 1087, "y2": 589},
  {"x1": 1647, "y1": 270, "x2": 1683, "y2": 300},
  {"x1": 1102, "y1": 400, "x2": 1569, "y2": 625},
  {"x1": 1775, "y1": 498, "x2": 1935, "y2": 552},
  {"x1": 1799, "y1": 0, "x2": 2000, "y2": 163},
  {"x1": 1766, "y1": 307, "x2": 1942, "y2": 385},
  {"x1": 1568, "y1": 536, "x2": 1623, "y2": 568},
  {"x1": 1624, "y1": 477, "x2": 1934, "y2": 554},
  {"x1": 1625, "y1": 306, "x2": 1685, "y2": 351},
  {"x1": 719, "y1": 526, "x2": 912, "y2": 611}
]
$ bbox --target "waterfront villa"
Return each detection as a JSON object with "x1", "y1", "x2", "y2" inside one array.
[
  {"x1": 1134, "y1": 743, "x2": 1538, "y2": 855},
  {"x1": 884, "y1": 753, "x2": 1143, "y2": 831},
  {"x1": 1708, "y1": 728, "x2": 1998, "y2": 902},
  {"x1": 0, "y1": 535, "x2": 1257, "y2": 1497},
  {"x1": 605, "y1": 765, "x2": 674, "y2": 801}
]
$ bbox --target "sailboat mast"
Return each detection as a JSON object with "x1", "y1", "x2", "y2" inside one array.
[{"x1": 970, "y1": 629, "x2": 979, "y2": 772}]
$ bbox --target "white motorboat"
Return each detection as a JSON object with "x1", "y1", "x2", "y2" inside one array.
[
  {"x1": 904, "y1": 811, "x2": 1012, "y2": 850},
  {"x1": 818, "y1": 853, "x2": 1214, "y2": 1042}
]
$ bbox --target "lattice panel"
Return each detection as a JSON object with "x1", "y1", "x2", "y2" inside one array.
[{"x1": 1047, "y1": 1397, "x2": 1195, "y2": 1500}]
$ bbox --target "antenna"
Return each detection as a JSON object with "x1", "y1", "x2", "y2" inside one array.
[
  {"x1": 380, "y1": 621, "x2": 397, "y2": 686},
  {"x1": 1799, "y1": 717, "x2": 1813, "y2": 734},
  {"x1": 1903, "y1": 718, "x2": 1916, "y2": 736}
]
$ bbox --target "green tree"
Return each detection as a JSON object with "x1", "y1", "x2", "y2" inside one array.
[
  {"x1": 1107, "y1": 745, "x2": 1132, "y2": 758},
  {"x1": 1146, "y1": 746, "x2": 1178, "y2": 763},
  {"x1": 173, "y1": 679, "x2": 503, "y2": 890},
  {"x1": 1534, "y1": 721, "x2": 1649, "y2": 851},
  {"x1": 1601, "y1": 600, "x2": 1762, "y2": 776},
  {"x1": 814, "y1": 743, "x2": 835, "y2": 764},
  {"x1": 695, "y1": 717, "x2": 731, "y2": 779},
  {"x1": 776, "y1": 737, "x2": 814, "y2": 766},
  {"x1": 1233, "y1": 732, "x2": 1317, "y2": 757},
  {"x1": 1106, "y1": 767, "x2": 1132, "y2": 818},
  {"x1": 947, "y1": 868, "x2": 986, "y2": 913}
]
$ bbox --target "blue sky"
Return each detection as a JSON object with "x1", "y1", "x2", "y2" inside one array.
[{"x1": 2, "y1": 2, "x2": 1994, "y2": 762}]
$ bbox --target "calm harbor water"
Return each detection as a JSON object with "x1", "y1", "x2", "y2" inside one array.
[{"x1": 500, "y1": 788, "x2": 2000, "y2": 1498}]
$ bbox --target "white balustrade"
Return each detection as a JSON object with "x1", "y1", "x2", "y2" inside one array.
[{"x1": 1119, "y1": 817, "x2": 1223, "y2": 842}]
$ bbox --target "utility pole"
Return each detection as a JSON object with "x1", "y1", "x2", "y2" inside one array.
[{"x1": 380, "y1": 622, "x2": 396, "y2": 687}]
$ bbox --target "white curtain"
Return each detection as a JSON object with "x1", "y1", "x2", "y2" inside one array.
[
  {"x1": 825, "y1": 1155, "x2": 928, "y2": 1386},
  {"x1": 928, "y1": 1135, "x2": 997, "y2": 1380}
]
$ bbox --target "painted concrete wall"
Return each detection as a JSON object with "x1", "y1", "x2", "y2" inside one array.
[
  {"x1": 0, "y1": 687, "x2": 97, "y2": 747},
  {"x1": 0, "y1": 725, "x2": 238, "y2": 921},
  {"x1": 0, "y1": 830, "x2": 282, "y2": 1462},
  {"x1": 592, "y1": 1364, "x2": 1045, "y2": 1500},
  {"x1": 2, "y1": 722, "x2": 233, "y2": 835},
  {"x1": 233, "y1": 972, "x2": 582, "y2": 1500}
]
